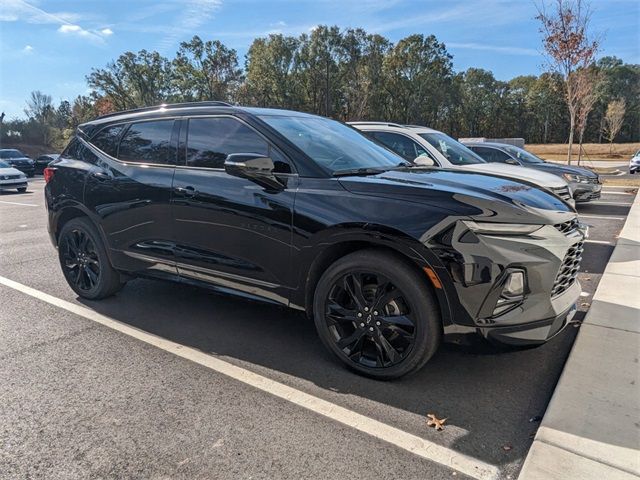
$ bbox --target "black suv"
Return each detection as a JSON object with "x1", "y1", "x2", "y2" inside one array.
[{"x1": 45, "y1": 102, "x2": 585, "y2": 379}]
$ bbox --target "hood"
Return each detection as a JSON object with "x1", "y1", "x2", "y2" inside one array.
[
  {"x1": 463, "y1": 163, "x2": 569, "y2": 188},
  {"x1": 338, "y1": 168, "x2": 573, "y2": 223},
  {"x1": 4, "y1": 156, "x2": 32, "y2": 164},
  {"x1": 0, "y1": 166, "x2": 25, "y2": 176},
  {"x1": 527, "y1": 162, "x2": 598, "y2": 178}
]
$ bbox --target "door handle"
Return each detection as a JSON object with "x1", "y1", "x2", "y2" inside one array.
[
  {"x1": 175, "y1": 185, "x2": 198, "y2": 197},
  {"x1": 91, "y1": 170, "x2": 111, "y2": 181}
]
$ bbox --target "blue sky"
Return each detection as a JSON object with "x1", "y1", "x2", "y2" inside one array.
[{"x1": 0, "y1": 0, "x2": 638, "y2": 119}]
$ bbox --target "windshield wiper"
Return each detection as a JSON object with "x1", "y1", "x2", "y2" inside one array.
[{"x1": 332, "y1": 167, "x2": 389, "y2": 177}]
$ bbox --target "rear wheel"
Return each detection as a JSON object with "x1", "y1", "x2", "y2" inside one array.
[
  {"x1": 58, "y1": 217, "x2": 124, "y2": 299},
  {"x1": 313, "y1": 250, "x2": 441, "y2": 379}
]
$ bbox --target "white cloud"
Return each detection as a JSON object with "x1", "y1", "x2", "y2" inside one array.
[
  {"x1": 1, "y1": 0, "x2": 108, "y2": 44},
  {"x1": 156, "y1": 0, "x2": 222, "y2": 52},
  {"x1": 22, "y1": 44, "x2": 34, "y2": 54},
  {"x1": 100, "y1": 27, "x2": 113, "y2": 36}
]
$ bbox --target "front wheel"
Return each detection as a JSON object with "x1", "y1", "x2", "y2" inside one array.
[
  {"x1": 17, "y1": 187, "x2": 27, "y2": 193},
  {"x1": 313, "y1": 250, "x2": 441, "y2": 379},
  {"x1": 58, "y1": 217, "x2": 124, "y2": 299}
]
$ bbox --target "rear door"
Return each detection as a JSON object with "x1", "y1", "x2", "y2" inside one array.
[
  {"x1": 171, "y1": 115, "x2": 297, "y2": 303},
  {"x1": 84, "y1": 118, "x2": 179, "y2": 277}
]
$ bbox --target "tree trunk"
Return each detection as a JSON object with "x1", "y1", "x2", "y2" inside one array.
[
  {"x1": 567, "y1": 112, "x2": 575, "y2": 165},
  {"x1": 578, "y1": 129, "x2": 584, "y2": 165}
]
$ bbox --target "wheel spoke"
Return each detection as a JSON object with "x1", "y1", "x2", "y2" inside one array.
[
  {"x1": 373, "y1": 332, "x2": 401, "y2": 365},
  {"x1": 343, "y1": 274, "x2": 367, "y2": 309},
  {"x1": 337, "y1": 328, "x2": 365, "y2": 352},
  {"x1": 84, "y1": 265, "x2": 98, "y2": 286},
  {"x1": 373, "y1": 286, "x2": 401, "y2": 311}
]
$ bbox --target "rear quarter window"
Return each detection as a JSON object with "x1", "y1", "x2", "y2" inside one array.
[
  {"x1": 90, "y1": 124, "x2": 126, "y2": 157},
  {"x1": 118, "y1": 120, "x2": 176, "y2": 165}
]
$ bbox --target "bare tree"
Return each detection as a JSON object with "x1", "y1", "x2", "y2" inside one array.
[
  {"x1": 25, "y1": 90, "x2": 54, "y2": 145},
  {"x1": 537, "y1": 0, "x2": 599, "y2": 164},
  {"x1": 572, "y1": 67, "x2": 599, "y2": 164},
  {"x1": 602, "y1": 98, "x2": 626, "y2": 154}
]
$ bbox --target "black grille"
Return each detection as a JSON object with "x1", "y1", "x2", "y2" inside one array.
[
  {"x1": 585, "y1": 176, "x2": 599, "y2": 184},
  {"x1": 550, "y1": 186, "x2": 572, "y2": 201},
  {"x1": 552, "y1": 241, "x2": 584, "y2": 296},
  {"x1": 554, "y1": 217, "x2": 580, "y2": 235}
]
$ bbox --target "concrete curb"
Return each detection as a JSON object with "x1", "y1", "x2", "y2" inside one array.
[{"x1": 518, "y1": 194, "x2": 640, "y2": 479}]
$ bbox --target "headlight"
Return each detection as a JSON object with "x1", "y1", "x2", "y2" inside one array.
[
  {"x1": 0, "y1": 175, "x2": 6, "y2": 180},
  {"x1": 563, "y1": 173, "x2": 589, "y2": 183},
  {"x1": 465, "y1": 221, "x2": 544, "y2": 235}
]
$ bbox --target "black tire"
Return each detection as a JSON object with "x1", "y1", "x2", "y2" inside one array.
[
  {"x1": 58, "y1": 217, "x2": 124, "y2": 299},
  {"x1": 313, "y1": 250, "x2": 441, "y2": 379},
  {"x1": 17, "y1": 187, "x2": 27, "y2": 193}
]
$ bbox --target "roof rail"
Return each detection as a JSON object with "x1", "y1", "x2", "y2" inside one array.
[
  {"x1": 347, "y1": 121, "x2": 405, "y2": 128},
  {"x1": 95, "y1": 101, "x2": 233, "y2": 120},
  {"x1": 404, "y1": 124, "x2": 429, "y2": 129}
]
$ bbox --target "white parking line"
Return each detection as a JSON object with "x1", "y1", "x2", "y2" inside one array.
[
  {"x1": 579, "y1": 214, "x2": 626, "y2": 220},
  {"x1": 0, "y1": 275, "x2": 499, "y2": 480},
  {"x1": 0, "y1": 200, "x2": 39, "y2": 207},
  {"x1": 584, "y1": 239, "x2": 612, "y2": 245},
  {"x1": 587, "y1": 201, "x2": 633, "y2": 206},
  {"x1": 602, "y1": 191, "x2": 634, "y2": 196}
]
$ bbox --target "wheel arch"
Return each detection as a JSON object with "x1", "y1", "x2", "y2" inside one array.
[{"x1": 301, "y1": 234, "x2": 453, "y2": 329}]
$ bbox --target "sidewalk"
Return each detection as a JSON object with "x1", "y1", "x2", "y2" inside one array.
[{"x1": 519, "y1": 195, "x2": 640, "y2": 479}]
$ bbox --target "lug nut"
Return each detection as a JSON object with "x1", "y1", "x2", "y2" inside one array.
[
  {"x1": 376, "y1": 321, "x2": 381, "y2": 326},
  {"x1": 359, "y1": 322, "x2": 365, "y2": 327},
  {"x1": 364, "y1": 306, "x2": 369, "y2": 312},
  {"x1": 369, "y1": 327, "x2": 374, "y2": 332},
  {"x1": 373, "y1": 310, "x2": 378, "y2": 316},
  {"x1": 357, "y1": 312, "x2": 363, "y2": 318}
]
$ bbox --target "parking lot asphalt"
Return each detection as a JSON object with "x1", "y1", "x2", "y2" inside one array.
[{"x1": 0, "y1": 179, "x2": 635, "y2": 480}]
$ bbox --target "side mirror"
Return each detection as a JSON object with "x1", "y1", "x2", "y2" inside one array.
[
  {"x1": 414, "y1": 155, "x2": 435, "y2": 166},
  {"x1": 224, "y1": 153, "x2": 283, "y2": 190},
  {"x1": 505, "y1": 158, "x2": 519, "y2": 165}
]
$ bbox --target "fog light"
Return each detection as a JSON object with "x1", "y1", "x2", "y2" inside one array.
[
  {"x1": 492, "y1": 270, "x2": 526, "y2": 316},
  {"x1": 502, "y1": 271, "x2": 524, "y2": 297}
]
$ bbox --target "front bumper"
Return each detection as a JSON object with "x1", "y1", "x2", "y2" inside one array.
[
  {"x1": 0, "y1": 180, "x2": 28, "y2": 190},
  {"x1": 438, "y1": 218, "x2": 585, "y2": 347},
  {"x1": 571, "y1": 181, "x2": 601, "y2": 202},
  {"x1": 630, "y1": 163, "x2": 640, "y2": 174},
  {"x1": 10, "y1": 165, "x2": 35, "y2": 176}
]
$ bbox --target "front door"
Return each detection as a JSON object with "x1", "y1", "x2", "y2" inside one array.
[{"x1": 171, "y1": 115, "x2": 297, "y2": 304}]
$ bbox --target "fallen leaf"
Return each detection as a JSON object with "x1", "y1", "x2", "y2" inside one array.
[
  {"x1": 502, "y1": 444, "x2": 512, "y2": 451},
  {"x1": 529, "y1": 415, "x2": 542, "y2": 423},
  {"x1": 426, "y1": 413, "x2": 447, "y2": 431},
  {"x1": 581, "y1": 302, "x2": 591, "y2": 308}
]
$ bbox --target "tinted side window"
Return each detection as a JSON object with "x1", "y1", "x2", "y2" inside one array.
[
  {"x1": 187, "y1": 117, "x2": 278, "y2": 170},
  {"x1": 61, "y1": 138, "x2": 98, "y2": 165},
  {"x1": 472, "y1": 147, "x2": 512, "y2": 163},
  {"x1": 370, "y1": 131, "x2": 427, "y2": 161},
  {"x1": 91, "y1": 124, "x2": 125, "y2": 157},
  {"x1": 118, "y1": 120, "x2": 176, "y2": 165}
]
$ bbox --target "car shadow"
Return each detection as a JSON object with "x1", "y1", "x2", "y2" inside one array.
[{"x1": 78, "y1": 275, "x2": 578, "y2": 467}]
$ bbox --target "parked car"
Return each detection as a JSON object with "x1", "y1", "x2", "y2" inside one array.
[
  {"x1": 45, "y1": 102, "x2": 585, "y2": 379},
  {"x1": 464, "y1": 142, "x2": 602, "y2": 203},
  {"x1": 349, "y1": 123, "x2": 575, "y2": 206},
  {"x1": 0, "y1": 149, "x2": 35, "y2": 177},
  {"x1": 630, "y1": 150, "x2": 640, "y2": 174},
  {"x1": 34, "y1": 153, "x2": 60, "y2": 175},
  {"x1": 0, "y1": 160, "x2": 28, "y2": 192}
]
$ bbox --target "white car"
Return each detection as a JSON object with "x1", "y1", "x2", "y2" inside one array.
[
  {"x1": 350, "y1": 122, "x2": 574, "y2": 206},
  {"x1": 630, "y1": 150, "x2": 640, "y2": 174},
  {"x1": 0, "y1": 160, "x2": 28, "y2": 192}
]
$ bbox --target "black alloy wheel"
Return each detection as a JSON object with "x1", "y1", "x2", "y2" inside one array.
[
  {"x1": 58, "y1": 218, "x2": 124, "y2": 299},
  {"x1": 313, "y1": 250, "x2": 441, "y2": 379},
  {"x1": 326, "y1": 272, "x2": 416, "y2": 368},
  {"x1": 61, "y1": 227, "x2": 101, "y2": 292}
]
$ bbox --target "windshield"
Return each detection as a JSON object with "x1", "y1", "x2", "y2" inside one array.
[
  {"x1": 504, "y1": 145, "x2": 545, "y2": 164},
  {"x1": 418, "y1": 133, "x2": 485, "y2": 166},
  {"x1": 258, "y1": 115, "x2": 408, "y2": 173},
  {"x1": 0, "y1": 149, "x2": 25, "y2": 159},
  {"x1": 0, "y1": 160, "x2": 10, "y2": 168}
]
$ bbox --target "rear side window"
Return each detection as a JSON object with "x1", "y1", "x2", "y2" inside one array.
[
  {"x1": 472, "y1": 147, "x2": 513, "y2": 163},
  {"x1": 186, "y1": 117, "x2": 294, "y2": 173},
  {"x1": 369, "y1": 131, "x2": 428, "y2": 161},
  {"x1": 61, "y1": 138, "x2": 98, "y2": 164},
  {"x1": 118, "y1": 120, "x2": 176, "y2": 165},
  {"x1": 91, "y1": 124, "x2": 125, "y2": 157}
]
